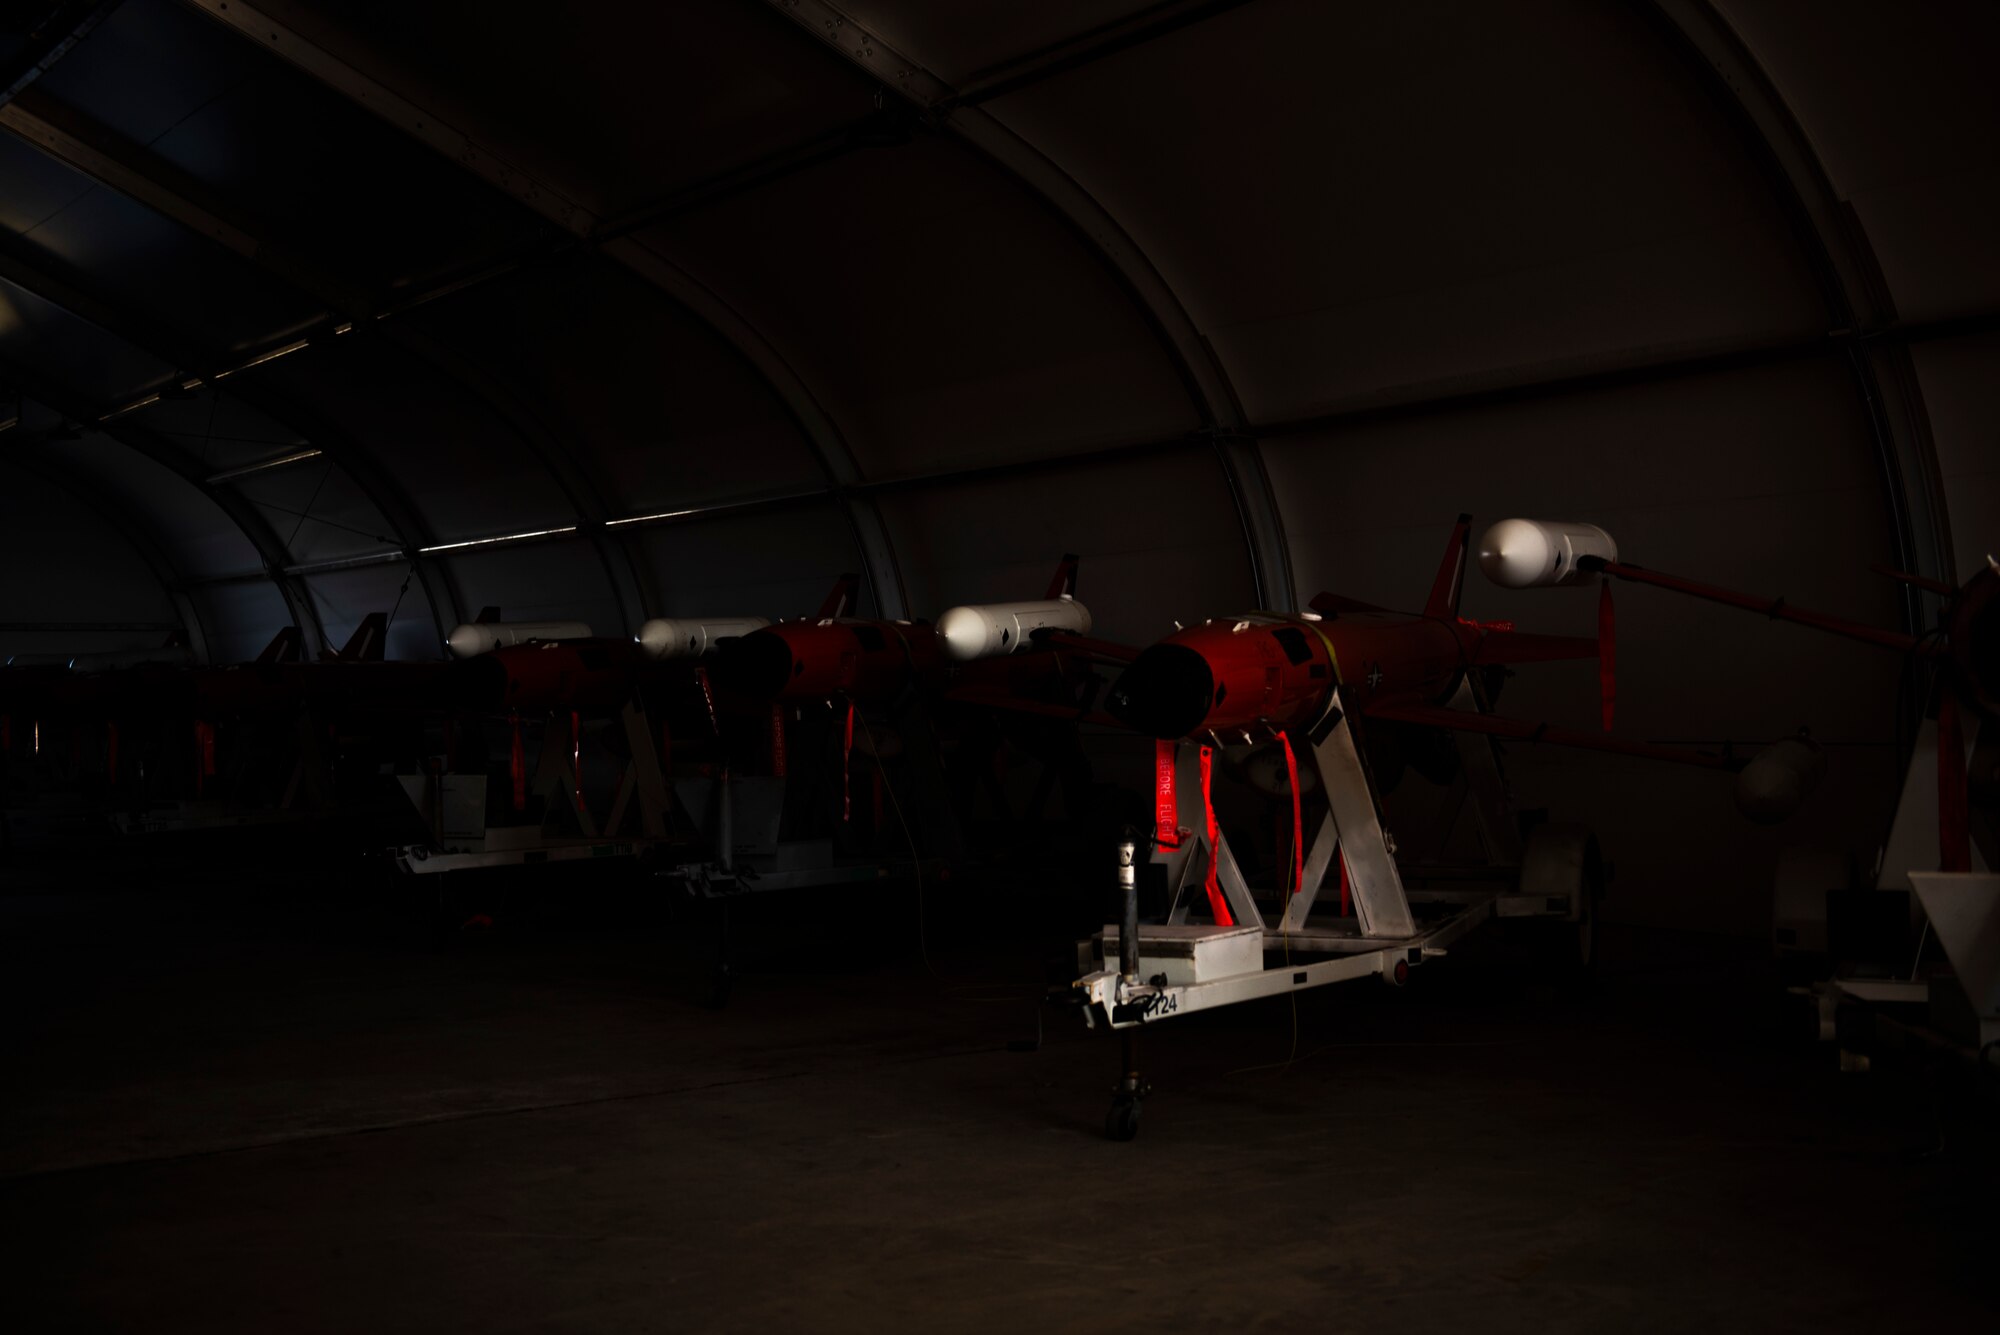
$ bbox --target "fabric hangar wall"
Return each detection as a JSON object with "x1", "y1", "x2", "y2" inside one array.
[{"x1": 1, "y1": 0, "x2": 1993, "y2": 935}]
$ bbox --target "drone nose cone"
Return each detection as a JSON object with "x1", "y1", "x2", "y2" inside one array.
[
  {"x1": 1106, "y1": 643, "x2": 1216, "y2": 739},
  {"x1": 936, "y1": 605, "x2": 991, "y2": 661},
  {"x1": 714, "y1": 628, "x2": 798, "y2": 701},
  {"x1": 445, "y1": 624, "x2": 488, "y2": 658}
]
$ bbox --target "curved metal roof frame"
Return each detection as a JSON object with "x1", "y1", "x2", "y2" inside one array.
[
  {"x1": 6, "y1": 0, "x2": 1970, "y2": 655},
  {"x1": 180, "y1": 0, "x2": 913, "y2": 620},
  {"x1": 1, "y1": 447, "x2": 210, "y2": 662},
  {"x1": 212, "y1": 377, "x2": 463, "y2": 644},
  {"x1": 1644, "y1": 0, "x2": 1956, "y2": 624},
  {"x1": 366, "y1": 321, "x2": 653, "y2": 626},
  {"x1": 0, "y1": 349, "x2": 322, "y2": 645},
  {"x1": 765, "y1": 0, "x2": 1294, "y2": 613},
  {"x1": 0, "y1": 6, "x2": 453, "y2": 652},
  {"x1": 0, "y1": 77, "x2": 641, "y2": 647},
  {"x1": 774, "y1": 0, "x2": 1969, "y2": 636}
]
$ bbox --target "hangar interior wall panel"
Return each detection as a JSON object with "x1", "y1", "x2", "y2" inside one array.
[
  {"x1": 443, "y1": 541, "x2": 624, "y2": 642},
  {"x1": 0, "y1": 148, "x2": 325, "y2": 360},
  {"x1": 37, "y1": 0, "x2": 555, "y2": 288},
  {"x1": 231, "y1": 462, "x2": 402, "y2": 568},
  {"x1": 248, "y1": 0, "x2": 881, "y2": 219},
  {"x1": 30, "y1": 0, "x2": 265, "y2": 148},
  {"x1": 0, "y1": 136, "x2": 96, "y2": 244},
  {"x1": 645, "y1": 135, "x2": 1199, "y2": 479},
  {"x1": 1263, "y1": 357, "x2": 1907, "y2": 935},
  {"x1": 301, "y1": 564, "x2": 440, "y2": 663},
  {"x1": 985, "y1": 0, "x2": 1830, "y2": 425},
  {"x1": 630, "y1": 504, "x2": 868, "y2": 622},
  {"x1": 0, "y1": 463, "x2": 179, "y2": 662},
  {"x1": 260, "y1": 343, "x2": 582, "y2": 544},
  {"x1": 396, "y1": 258, "x2": 829, "y2": 515},
  {"x1": 1911, "y1": 332, "x2": 2000, "y2": 581},
  {"x1": 0, "y1": 277, "x2": 171, "y2": 403},
  {"x1": 827, "y1": 0, "x2": 1166, "y2": 83},
  {"x1": 189, "y1": 580, "x2": 291, "y2": 667},
  {"x1": 48, "y1": 435, "x2": 261, "y2": 581},
  {"x1": 1721, "y1": 0, "x2": 2000, "y2": 322},
  {"x1": 875, "y1": 448, "x2": 1254, "y2": 644},
  {"x1": 138, "y1": 394, "x2": 315, "y2": 477}
]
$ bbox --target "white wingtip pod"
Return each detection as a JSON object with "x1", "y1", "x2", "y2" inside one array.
[
  {"x1": 445, "y1": 620, "x2": 594, "y2": 658},
  {"x1": 1736, "y1": 734, "x2": 1827, "y2": 824},
  {"x1": 635, "y1": 616, "x2": 771, "y2": 660},
  {"x1": 937, "y1": 598, "x2": 1092, "y2": 661},
  {"x1": 1477, "y1": 519, "x2": 1618, "y2": 589}
]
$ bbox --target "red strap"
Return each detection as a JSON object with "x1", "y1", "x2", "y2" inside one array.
[
  {"x1": 1939, "y1": 690, "x2": 1971, "y2": 873},
  {"x1": 770, "y1": 703, "x2": 787, "y2": 777},
  {"x1": 1277, "y1": 730, "x2": 1303, "y2": 895},
  {"x1": 1598, "y1": 577, "x2": 1617, "y2": 733},
  {"x1": 1153, "y1": 739, "x2": 1181, "y2": 849},
  {"x1": 1200, "y1": 744, "x2": 1233, "y2": 926},
  {"x1": 509, "y1": 712, "x2": 526, "y2": 813},
  {"x1": 695, "y1": 667, "x2": 719, "y2": 735},
  {"x1": 842, "y1": 701, "x2": 855, "y2": 823}
]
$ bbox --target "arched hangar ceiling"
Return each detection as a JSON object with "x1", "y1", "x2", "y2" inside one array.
[{"x1": 0, "y1": 0, "x2": 1992, "y2": 678}]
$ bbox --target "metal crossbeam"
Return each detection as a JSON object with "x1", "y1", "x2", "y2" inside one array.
[
  {"x1": 1643, "y1": 0, "x2": 1954, "y2": 609},
  {"x1": 763, "y1": 0, "x2": 1293, "y2": 613},
  {"x1": 178, "y1": 0, "x2": 910, "y2": 619},
  {"x1": 0, "y1": 351, "x2": 323, "y2": 649},
  {"x1": 0, "y1": 92, "x2": 612, "y2": 640},
  {"x1": 0, "y1": 454, "x2": 209, "y2": 662}
]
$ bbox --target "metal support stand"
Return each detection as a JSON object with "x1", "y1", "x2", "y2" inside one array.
[
  {"x1": 1107, "y1": 829, "x2": 1148, "y2": 1140},
  {"x1": 1118, "y1": 829, "x2": 1140, "y2": 983},
  {"x1": 1155, "y1": 700, "x2": 1413, "y2": 938},
  {"x1": 1108, "y1": 1029, "x2": 1145, "y2": 1142}
]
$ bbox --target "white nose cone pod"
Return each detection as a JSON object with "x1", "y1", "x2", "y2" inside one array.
[
  {"x1": 635, "y1": 616, "x2": 771, "y2": 660},
  {"x1": 446, "y1": 620, "x2": 594, "y2": 658},
  {"x1": 1478, "y1": 519, "x2": 1618, "y2": 588},
  {"x1": 937, "y1": 598, "x2": 1092, "y2": 661},
  {"x1": 1736, "y1": 735, "x2": 1827, "y2": 824}
]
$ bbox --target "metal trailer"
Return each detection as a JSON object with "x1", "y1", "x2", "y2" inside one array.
[
  {"x1": 1777, "y1": 711, "x2": 1998, "y2": 1067},
  {"x1": 392, "y1": 700, "x2": 679, "y2": 875},
  {"x1": 391, "y1": 697, "x2": 924, "y2": 892},
  {"x1": 1068, "y1": 679, "x2": 1598, "y2": 1140}
]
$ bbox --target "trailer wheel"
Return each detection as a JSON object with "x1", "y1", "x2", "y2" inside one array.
[{"x1": 1105, "y1": 1095, "x2": 1142, "y2": 1142}]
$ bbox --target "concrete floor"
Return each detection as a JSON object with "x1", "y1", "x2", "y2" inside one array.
[{"x1": 2, "y1": 848, "x2": 1995, "y2": 1333}]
